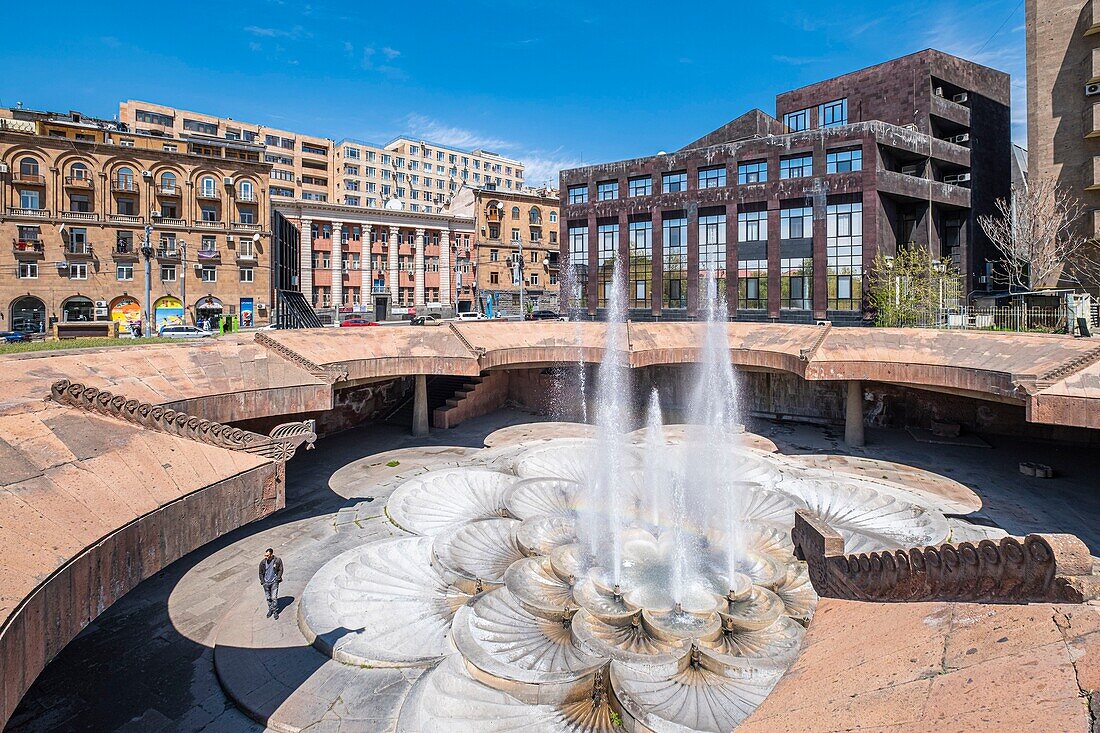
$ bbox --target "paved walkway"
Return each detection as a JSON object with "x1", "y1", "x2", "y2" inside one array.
[{"x1": 6, "y1": 411, "x2": 1100, "y2": 732}]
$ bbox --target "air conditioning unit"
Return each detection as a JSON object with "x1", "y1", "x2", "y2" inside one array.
[
  {"x1": 0, "y1": 163, "x2": 9, "y2": 173},
  {"x1": 952, "y1": 133, "x2": 970, "y2": 144},
  {"x1": 944, "y1": 174, "x2": 959, "y2": 184},
  {"x1": 1086, "y1": 82, "x2": 1100, "y2": 97},
  {"x1": 151, "y1": 211, "x2": 162, "y2": 218},
  {"x1": 901, "y1": 165, "x2": 920, "y2": 176},
  {"x1": 978, "y1": 275, "x2": 988, "y2": 284},
  {"x1": 94, "y1": 308, "x2": 108, "y2": 317},
  {"x1": 226, "y1": 235, "x2": 235, "y2": 242},
  {"x1": 55, "y1": 261, "x2": 68, "y2": 268},
  {"x1": 94, "y1": 300, "x2": 107, "y2": 308},
  {"x1": 952, "y1": 93, "x2": 968, "y2": 104},
  {"x1": 223, "y1": 176, "x2": 234, "y2": 186},
  {"x1": 944, "y1": 173, "x2": 972, "y2": 184},
  {"x1": 934, "y1": 86, "x2": 945, "y2": 97},
  {"x1": 141, "y1": 170, "x2": 153, "y2": 178}
]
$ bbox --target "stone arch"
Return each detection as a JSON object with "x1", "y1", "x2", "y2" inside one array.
[{"x1": 9, "y1": 295, "x2": 45, "y2": 333}]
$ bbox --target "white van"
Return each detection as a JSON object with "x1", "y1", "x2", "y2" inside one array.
[{"x1": 454, "y1": 312, "x2": 488, "y2": 321}]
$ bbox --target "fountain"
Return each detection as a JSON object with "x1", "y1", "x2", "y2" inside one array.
[{"x1": 294, "y1": 262, "x2": 953, "y2": 731}]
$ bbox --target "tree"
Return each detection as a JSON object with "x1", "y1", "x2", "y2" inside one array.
[
  {"x1": 978, "y1": 177, "x2": 1100, "y2": 291},
  {"x1": 868, "y1": 247, "x2": 961, "y2": 327}
]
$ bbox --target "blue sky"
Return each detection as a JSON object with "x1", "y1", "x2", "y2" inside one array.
[{"x1": 1, "y1": 0, "x2": 1024, "y2": 185}]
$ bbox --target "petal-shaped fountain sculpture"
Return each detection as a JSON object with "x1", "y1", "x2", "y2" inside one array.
[{"x1": 387, "y1": 469, "x2": 519, "y2": 536}]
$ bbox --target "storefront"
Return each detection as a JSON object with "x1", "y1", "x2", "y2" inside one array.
[
  {"x1": 195, "y1": 296, "x2": 223, "y2": 330},
  {"x1": 110, "y1": 296, "x2": 142, "y2": 332},
  {"x1": 10, "y1": 296, "x2": 45, "y2": 333},
  {"x1": 153, "y1": 296, "x2": 184, "y2": 331},
  {"x1": 61, "y1": 296, "x2": 94, "y2": 322}
]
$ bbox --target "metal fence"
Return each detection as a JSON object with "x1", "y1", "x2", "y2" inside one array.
[{"x1": 909, "y1": 306, "x2": 1069, "y2": 333}]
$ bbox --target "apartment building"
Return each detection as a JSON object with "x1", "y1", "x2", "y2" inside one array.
[
  {"x1": 0, "y1": 107, "x2": 274, "y2": 332},
  {"x1": 560, "y1": 50, "x2": 1011, "y2": 322},
  {"x1": 272, "y1": 200, "x2": 475, "y2": 322},
  {"x1": 452, "y1": 186, "x2": 560, "y2": 316},
  {"x1": 120, "y1": 101, "x2": 526, "y2": 214},
  {"x1": 1026, "y1": 0, "x2": 1100, "y2": 289}
]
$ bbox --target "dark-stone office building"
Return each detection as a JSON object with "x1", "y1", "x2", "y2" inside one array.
[{"x1": 559, "y1": 49, "x2": 1011, "y2": 322}]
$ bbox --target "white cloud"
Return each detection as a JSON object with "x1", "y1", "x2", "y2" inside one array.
[
  {"x1": 381, "y1": 46, "x2": 401, "y2": 60},
  {"x1": 244, "y1": 25, "x2": 306, "y2": 40},
  {"x1": 521, "y1": 152, "x2": 588, "y2": 188},
  {"x1": 404, "y1": 114, "x2": 513, "y2": 151}
]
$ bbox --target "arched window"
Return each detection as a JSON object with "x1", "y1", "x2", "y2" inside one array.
[
  {"x1": 529, "y1": 206, "x2": 541, "y2": 224},
  {"x1": 511, "y1": 206, "x2": 520, "y2": 220},
  {"x1": 116, "y1": 166, "x2": 134, "y2": 189},
  {"x1": 70, "y1": 162, "x2": 89, "y2": 180},
  {"x1": 239, "y1": 180, "x2": 254, "y2": 200},
  {"x1": 201, "y1": 176, "x2": 217, "y2": 197},
  {"x1": 549, "y1": 211, "x2": 558, "y2": 223},
  {"x1": 19, "y1": 157, "x2": 40, "y2": 176},
  {"x1": 160, "y1": 171, "x2": 176, "y2": 192}
]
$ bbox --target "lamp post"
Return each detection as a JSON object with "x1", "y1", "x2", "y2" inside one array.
[
  {"x1": 178, "y1": 239, "x2": 188, "y2": 326},
  {"x1": 141, "y1": 225, "x2": 154, "y2": 338}
]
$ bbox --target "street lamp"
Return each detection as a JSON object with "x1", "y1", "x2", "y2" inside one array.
[
  {"x1": 178, "y1": 239, "x2": 188, "y2": 327},
  {"x1": 141, "y1": 225, "x2": 154, "y2": 338}
]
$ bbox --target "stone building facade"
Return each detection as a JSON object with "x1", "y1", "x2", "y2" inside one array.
[
  {"x1": 1026, "y1": 0, "x2": 1100, "y2": 288},
  {"x1": 560, "y1": 50, "x2": 1011, "y2": 322},
  {"x1": 120, "y1": 101, "x2": 525, "y2": 214},
  {"x1": 0, "y1": 107, "x2": 274, "y2": 333},
  {"x1": 272, "y1": 199, "x2": 475, "y2": 321},
  {"x1": 452, "y1": 186, "x2": 560, "y2": 316}
]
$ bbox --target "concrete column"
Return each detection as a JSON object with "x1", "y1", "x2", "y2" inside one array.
[
  {"x1": 439, "y1": 228, "x2": 451, "y2": 308},
  {"x1": 331, "y1": 221, "x2": 344, "y2": 311},
  {"x1": 300, "y1": 218, "x2": 313, "y2": 306},
  {"x1": 412, "y1": 374, "x2": 429, "y2": 436},
  {"x1": 361, "y1": 224, "x2": 372, "y2": 311},
  {"x1": 845, "y1": 380, "x2": 865, "y2": 447},
  {"x1": 414, "y1": 227, "x2": 426, "y2": 309},
  {"x1": 388, "y1": 225, "x2": 400, "y2": 303}
]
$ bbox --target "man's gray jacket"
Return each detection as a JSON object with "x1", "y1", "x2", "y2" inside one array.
[{"x1": 258, "y1": 557, "x2": 284, "y2": 585}]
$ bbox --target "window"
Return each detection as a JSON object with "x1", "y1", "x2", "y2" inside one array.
[
  {"x1": 699, "y1": 211, "x2": 727, "y2": 297},
  {"x1": 70, "y1": 194, "x2": 90, "y2": 213},
  {"x1": 200, "y1": 266, "x2": 217, "y2": 282},
  {"x1": 549, "y1": 211, "x2": 558, "y2": 223},
  {"x1": 490, "y1": 249, "x2": 499, "y2": 262},
  {"x1": 19, "y1": 157, "x2": 40, "y2": 177},
  {"x1": 344, "y1": 146, "x2": 360, "y2": 159},
  {"x1": 596, "y1": 222, "x2": 618, "y2": 307},
  {"x1": 628, "y1": 218, "x2": 652, "y2": 308},
  {"x1": 530, "y1": 272, "x2": 540, "y2": 286},
  {"x1": 201, "y1": 176, "x2": 217, "y2": 197},
  {"x1": 530, "y1": 207, "x2": 542, "y2": 224},
  {"x1": 239, "y1": 180, "x2": 254, "y2": 200},
  {"x1": 183, "y1": 118, "x2": 218, "y2": 135},
  {"x1": 780, "y1": 154, "x2": 813, "y2": 179},
  {"x1": 116, "y1": 263, "x2": 133, "y2": 281},
  {"x1": 781, "y1": 258, "x2": 812, "y2": 309},
  {"x1": 117, "y1": 197, "x2": 135, "y2": 215},
  {"x1": 490, "y1": 271, "x2": 500, "y2": 285},
  {"x1": 161, "y1": 265, "x2": 177, "y2": 281},
  {"x1": 628, "y1": 175, "x2": 652, "y2": 197},
  {"x1": 19, "y1": 190, "x2": 40, "y2": 209},
  {"x1": 239, "y1": 209, "x2": 255, "y2": 224},
  {"x1": 511, "y1": 228, "x2": 521, "y2": 242},
  {"x1": 568, "y1": 224, "x2": 589, "y2": 307},
  {"x1": 826, "y1": 147, "x2": 862, "y2": 174},
  {"x1": 819, "y1": 99, "x2": 848, "y2": 128},
  {"x1": 240, "y1": 268, "x2": 254, "y2": 283},
  {"x1": 18, "y1": 262, "x2": 37, "y2": 279},
  {"x1": 663, "y1": 215, "x2": 687, "y2": 309},
  {"x1": 160, "y1": 171, "x2": 176, "y2": 192},
  {"x1": 302, "y1": 142, "x2": 328, "y2": 155},
  {"x1": 201, "y1": 205, "x2": 217, "y2": 222},
  {"x1": 597, "y1": 180, "x2": 619, "y2": 200},
  {"x1": 738, "y1": 210, "x2": 768, "y2": 241},
  {"x1": 699, "y1": 166, "x2": 727, "y2": 189},
  {"x1": 784, "y1": 109, "x2": 809, "y2": 132},
  {"x1": 70, "y1": 162, "x2": 89, "y2": 181},
  {"x1": 738, "y1": 260, "x2": 768, "y2": 309},
  {"x1": 738, "y1": 160, "x2": 767, "y2": 184},
  {"x1": 826, "y1": 198, "x2": 863, "y2": 310},
  {"x1": 69, "y1": 263, "x2": 88, "y2": 280},
  {"x1": 780, "y1": 204, "x2": 813, "y2": 239},
  {"x1": 568, "y1": 185, "x2": 588, "y2": 204},
  {"x1": 136, "y1": 109, "x2": 173, "y2": 126},
  {"x1": 662, "y1": 171, "x2": 687, "y2": 193}
]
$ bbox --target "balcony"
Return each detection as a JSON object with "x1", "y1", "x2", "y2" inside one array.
[
  {"x1": 64, "y1": 176, "x2": 94, "y2": 189},
  {"x1": 235, "y1": 249, "x2": 257, "y2": 263},
  {"x1": 111, "y1": 179, "x2": 139, "y2": 193},
  {"x1": 113, "y1": 242, "x2": 139, "y2": 259},
  {"x1": 930, "y1": 95, "x2": 970, "y2": 128},
  {"x1": 12, "y1": 239, "x2": 44, "y2": 256},
  {"x1": 154, "y1": 216, "x2": 186, "y2": 227},
  {"x1": 61, "y1": 210, "x2": 99, "y2": 222},
  {"x1": 196, "y1": 190, "x2": 221, "y2": 201},
  {"x1": 6, "y1": 207, "x2": 50, "y2": 219},
  {"x1": 193, "y1": 219, "x2": 224, "y2": 229},
  {"x1": 12, "y1": 172, "x2": 45, "y2": 185},
  {"x1": 156, "y1": 245, "x2": 181, "y2": 260},
  {"x1": 108, "y1": 213, "x2": 144, "y2": 224},
  {"x1": 236, "y1": 192, "x2": 258, "y2": 203},
  {"x1": 158, "y1": 185, "x2": 181, "y2": 197},
  {"x1": 64, "y1": 242, "x2": 94, "y2": 257},
  {"x1": 231, "y1": 221, "x2": 261, "y2": 232},
  {"x1": 877, "y1": 170, "x2": 971, "y2": 208},
  {"x1": 195, "y1": 247, "x2": 221, "y2": 262}
]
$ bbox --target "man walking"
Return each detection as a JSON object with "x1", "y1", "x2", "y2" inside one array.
[{"x1": 258, "y1": 548, "x2": 284, "y2": 619}]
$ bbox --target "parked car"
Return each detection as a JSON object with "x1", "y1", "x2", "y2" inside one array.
[
  {"x1": 454, "y1": 311, "x2": 488, "y2": 321},
  {"x1": 158, "y1": 325, "x2": 216, "y2": 339},
  {"x1": 0, "y1": 331, "x2": 30, "y2": 343},
  {"x1": 411, "y1": 314, "x2": 441, "y2": 326},
  {"x1": 340, "y1": 318, "x2": 380, "y2": 327},
  {"x1": 527, "y1": 310, "x2": 566, "y2": 321}
]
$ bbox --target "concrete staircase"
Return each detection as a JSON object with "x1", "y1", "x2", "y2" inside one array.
[
  {"x1": 433, "y1": 372, "x2": 509, "y2": 429},
  {"x1": 386, "y1": 375, "x2": 473, "y2": 427}
]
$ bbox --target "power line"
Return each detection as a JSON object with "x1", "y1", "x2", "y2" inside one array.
[{"x1": 975, "y1": 0, "x2": 1025, "y2": 57}]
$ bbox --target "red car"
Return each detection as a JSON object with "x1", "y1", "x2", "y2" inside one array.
[{"x1": 340, "y1": 318, "x2": 379, "y2": 327}]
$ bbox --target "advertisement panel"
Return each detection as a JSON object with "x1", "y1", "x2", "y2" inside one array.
[{"x1": 154, "y1": 296, "x2": 184, "y2": 331}]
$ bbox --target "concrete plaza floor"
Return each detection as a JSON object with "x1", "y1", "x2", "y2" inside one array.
[{"x1": 6, "y1": 409, "x2": 1100, "y2": 733}]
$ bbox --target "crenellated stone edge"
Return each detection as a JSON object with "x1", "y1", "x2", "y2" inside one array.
[
  {"x1": 254, "y1": 331, "x2": 349, "y2": 384},
  {"x1": 49, "y1": 379, "x2": 316, "y2": 462},
  {"x1": 791, "y1": 509, "x2": 1100, "y2": 604}
]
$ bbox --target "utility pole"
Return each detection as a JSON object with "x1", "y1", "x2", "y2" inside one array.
[
  {"x1": 517, "y1": 234, "x2": 525, "y2": 320},
  {"x1": 179, "y1": 240, "x2": 188, "y2": 326},
  {"x1": 142, "y1": 225, "x2": 154, "y2": 338}
]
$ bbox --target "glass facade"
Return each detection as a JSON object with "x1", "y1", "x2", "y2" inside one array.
[
  {"x1": 826, "y1": 147, "x2": 862, "y2": 173},
  {"x1": 738, "y1": 260, "x2": 768, "y2": 309},
  {"x1": 738, "y1": 161, "x2": 767, "y2": 184},
  {"x1": 826, "y1": 199, "x2": 863, "y2": 310},
  {"x1": 698, "y1": 166, "x2": 727, "y2": 189},
  {"x1": 662, "y1": 216, "x2": 687, "y2": 309},
  {"x1": 597, "y1": 222, "x2": 618, "y2": 307},
  {"x1": 629, "y1": 176, "x2": 652, "y2": 197},
  {"x1": 781, "y1": 258, "x2": 813, "y2": 309},
  {"x1": 780, "y1": 154, "x2": 813, "y2": 179},
  {"x1": 780, "y1": 204, "x2": 813, "y2": 239},
  {"x1": 568, "y1": 224, "x2": 589, "y2": 308},
  {"x1": 628, "y1": 219, "x2": 653, "y2": 309},
  {"x1": 699, "y1": 212, "x2": 727, "y2": 298},
  {"x1": 738, "y1": 210, "x2": 768, "y2": 242}
]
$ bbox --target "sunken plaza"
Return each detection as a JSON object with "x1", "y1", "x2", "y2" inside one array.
[{"x1": 1, "y1": 315, "x2": 1099, "y2": 733}]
